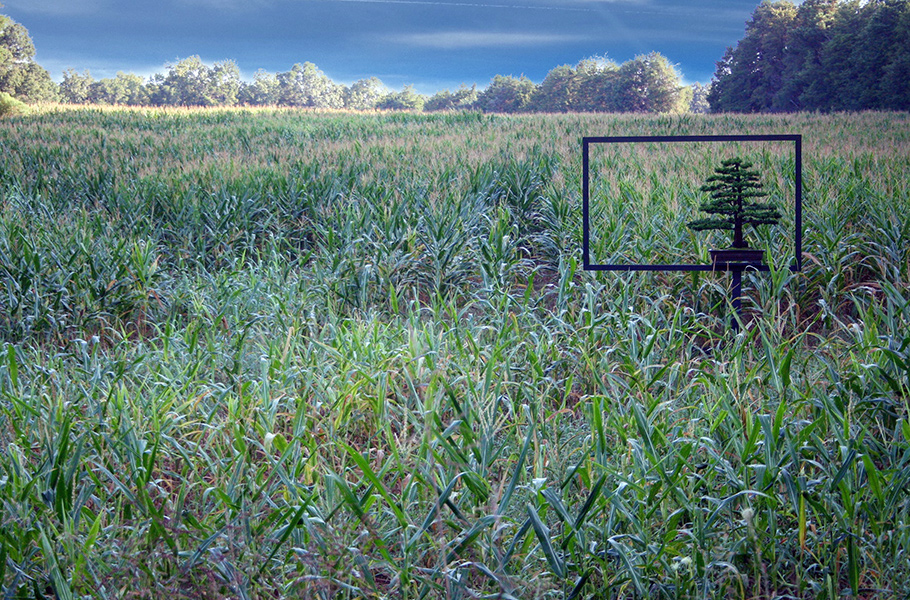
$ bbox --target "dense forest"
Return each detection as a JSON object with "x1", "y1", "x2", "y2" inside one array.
[
  {"x1": 709, "y1": 0, "x2": 910, "y2": 112},
  {"x1": 2, "y1": 0, "x2": 909, "y2": 114}
]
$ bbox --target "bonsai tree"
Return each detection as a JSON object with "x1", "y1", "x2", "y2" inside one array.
[{"x1": 688, "y1": 157, "x2": 781, "y2": 248}]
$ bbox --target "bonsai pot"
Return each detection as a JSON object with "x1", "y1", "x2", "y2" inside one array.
[{"x1": 710, "y1": 247, "x2": 765, "y2": 269}]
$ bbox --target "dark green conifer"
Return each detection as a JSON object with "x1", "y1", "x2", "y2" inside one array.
[{"x1": 688, "y1": 157, "x2": 781, "y2": 248}]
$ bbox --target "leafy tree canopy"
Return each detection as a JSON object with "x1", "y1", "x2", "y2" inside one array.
[
  {"x1": 376, "y1": 84, "x2": 425, "y2": 111},
  {"x1": 0, "y1": 14, "x2": 56, "y2": 102},
  {"x1": 709, "y1": 0, "x2": 910, "y2": 112},
  {"x1": 277, "y1": 62, "x2": 344, "y2": 109},
  {"x1": 616, "y1": 52, "x2": 684, "y2": 113},
  {"x1": 345, "y1": 77, "x2": 388, "y2": 110},
  {"x1": 148, "y1": 56, "x2": 240, "y2": 107},
  {"x1": 60, "y1": 68, "x2": 94, "y2": 104},
  {"x1": 523, "y1": 53, "x2": 683, "y2": 114},
  {"x1": 474, "y1": 75, "x2": 536, "y2": 113},
  {"x1": 425, "y1": 84, "x2": 477, "y2": 112},
  {"x1": 239, "y1": 69, "x2": 280, "y2": 106}
]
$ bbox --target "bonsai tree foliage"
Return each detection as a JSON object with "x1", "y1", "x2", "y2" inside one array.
[{"x1": 688, "y1": 157, "x2": 781, "y2": 248}]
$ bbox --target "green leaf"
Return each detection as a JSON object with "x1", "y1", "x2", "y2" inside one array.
[
  {"x1": 606, "y1": 537, "x2": 643, "y2": 596},
  {"x1": 344, "y1": 444, "x2": 407, "y2": 526},
  {"x1": 408, "y1": 474, "x2": 462, "y2": 552},
  {"x1": 445, "y1": 515, "x2": 497, "y2": 562},
  {"x1": 498, "y1": 517, "x2": 532, "y2": 572},
  {"x1": 830, "y1": 448, "x2": 857, "y2": 492},
  {"x1": 257, "y1": 502, "x2": 311, "y2": 578},
  {"x1": 541, "y1": 487, "x2": 573, "y2": 527},
  {"x1": 574, "y1": 475, "x2": 606, "y2": 530},
  {"x1": 779, "y1": 347, "x2": 793, "y2": 390},
  {"x1": 527, "y1": 504, "x2": 565, "y2": 579},
  {"x1": 497, "y1": 419, "x2": 534, "y2": 516},
  {"x1": 6, "y1": 343, "x2": 18, "y2": 389},
  {"x1": 847, "y1": 532, "x2": 860, "y2": 597}
]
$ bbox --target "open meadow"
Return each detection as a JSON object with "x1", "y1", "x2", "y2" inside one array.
[{"x1": 0, "y1": 107, "x2": 908, "y2": 599}]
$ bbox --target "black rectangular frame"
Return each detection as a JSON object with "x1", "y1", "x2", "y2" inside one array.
[{"x1": 582, "y1": 134, "x2": 802, "y2": 272}]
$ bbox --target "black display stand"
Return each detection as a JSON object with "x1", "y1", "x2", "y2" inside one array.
[{"x1": 582, "y1": 134, "x2": 802, "y2": 330}]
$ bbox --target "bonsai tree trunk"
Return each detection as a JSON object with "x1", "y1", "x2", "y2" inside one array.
[
  {"x1": 732, "y1": 169, "x2": 746, "y2": 247},
  {"x1": 733, "y1": 212, "x2": 745, "y2": 247}
]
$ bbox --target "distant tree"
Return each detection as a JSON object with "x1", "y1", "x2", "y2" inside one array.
[
  {"x1": 529, "y1": 64, "x2": 580, "y2": 112},
  {"x1": 376, "y1": 84, "x2": 425, "y2": 111},
  {"x1": 707, "y1": 47, "x2": 744, "y2": 112},
  {"x1": 344, "y1": 77, "x2": 386, "y2": 110},
  {"x1": 574, "y1": 56, "x2": 621, "y2": 112},
  {"x1": 847, "y1": 0, "x2": 908, "y2": 110},
  {"x1": 708, "y1": 1, "x2": 797, "y2": 112},
  {"x1": 208, "y1": 60, "x2": 241, "y2": 106},
  {"x1": 450, "y1": 84, "x2": 479, "y2": 109},
  {"x1": 677, "y1": 85, "x2": 694, "y2": 113},
  {"x1": 3, "y1": 62, "x2": 56, "y2": 102},
  {"x1": 424, "y1": 84, "x2": 477, "y2": 111},
  {"x1": 474, "y1": 75, "x2": 535, "y2": 113},
  {"x1": 0, "y1": 15, "x2": 57, "y2": 102},
  {"x1": 772, "y1": 0, "x2": 840, "y2": 111},
  {"x1": 616, "y1": 52, "x2": 682, "y2": 113},
  {"x1": 277, "y1": 62, "x2": 344, "y2": 108},
  {"x1": 148, "y1": 58, "x2": 195, "y2": 105},
  {"x1": 239, "y1": 69, "x2": 280, "y2": 105},
  {"x1": 149, "y1": 56, "x2": 239, "y2": 106},
  {"x1": 710, "y1": 0, "x2": 910, "y2": 113},
  {"x1": 811, "y1": 2, "x2": 875, "y2": 111},
  {"x1": 60, "y1": 68, "x2": 95, "y2": 103},
  {"x1": 687, "y1": 83, "x2": 711, "y2": 113},
  {"x1": 92, "y1": 72, "x2": 149, "y2": 105},
  {"x1": 424, "y1": 89, "x2": 454, "y2": 112},
  {"x1": 0, "y1": 15, "x2": 37, "y2": 90},
  {"x1": 880, "y1": 3, "x2": 910, "y2": 110}
]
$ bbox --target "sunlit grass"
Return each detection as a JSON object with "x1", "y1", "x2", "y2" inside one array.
[{"x1": 0, "y1": 106, "x2": 908, "y2": 599}]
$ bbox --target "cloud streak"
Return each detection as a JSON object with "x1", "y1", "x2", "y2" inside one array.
[
  {"x1": 174, "y1": 0, "x2": 274, "y2": 10},
  {"x1": 321, "y1": 0, "x2": 594, "y2": 12},
  {"x1": 389, "y1": 30, "x2": 587, "y2": 48}
]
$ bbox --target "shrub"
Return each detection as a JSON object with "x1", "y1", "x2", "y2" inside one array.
[{"x1": 0, "y1": 92, "x2": 27, "y2": 117}]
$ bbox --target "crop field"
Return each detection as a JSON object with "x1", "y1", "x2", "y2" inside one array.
[{"x1": 0, "y1": 106, "x2": 908, "y2": 599}]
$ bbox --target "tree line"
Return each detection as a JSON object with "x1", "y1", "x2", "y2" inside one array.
[
  {"x1": 54, "y1": 53, "x2": 698, "y2": 114},
  {"x1": 1, "y1": 13, "x2": 702, "y2": 114},
  {"x1": 709, "y1": 0, "x2": 910, "y2": 112}
]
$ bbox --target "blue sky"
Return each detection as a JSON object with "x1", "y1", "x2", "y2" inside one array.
[{"x1": 3, "y1": 0, "x2": 761, "y2": 94}]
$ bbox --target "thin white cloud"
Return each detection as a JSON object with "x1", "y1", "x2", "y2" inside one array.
[
  {"x1": 323, "y1": 0, "x2": 593, "y2": 12},
  {"x1": 389, "y1": 30, "x2": 587, "y2": 49},
  {"x1": 173, "y1": 0, "x2": 273, "y2": 9}
]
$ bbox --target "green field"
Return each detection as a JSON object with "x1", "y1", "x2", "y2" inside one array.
[{"x1": 0, "y1": 107, "x2": 908, "y2": 599}]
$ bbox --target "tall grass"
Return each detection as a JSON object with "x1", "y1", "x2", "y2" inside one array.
[{"x1": 0, "y1": 107, "x2": 908, "y2": 598}]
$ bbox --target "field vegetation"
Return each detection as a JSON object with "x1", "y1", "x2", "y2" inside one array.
[{"x1": 0, "y1": 106, "x2": 908, "y2": 599}]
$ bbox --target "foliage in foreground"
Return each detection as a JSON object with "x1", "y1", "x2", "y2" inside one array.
[
  {"x1": 0, "y1": 92, "x2": 26, "y2": 118},
  {"x1": 0, "y1": 108, "x2": 908, "y2": 599}
]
